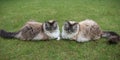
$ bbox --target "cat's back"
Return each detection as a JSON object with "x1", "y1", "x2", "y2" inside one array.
[
  {"x1": 78, "y1": 19, "x2": 102, "y2": 40},
  {"x1": 79, "y1": 19, "x2": 98, "y2": 26},
  {"x1": 26, "y1": 21, "x2": 42, "y2": 27},
  {"x1": 16, "y1": 21, "x2": 44, "y2": 40},
  {"x1": 22, "y1": 21, "x2": 43, "y2": 31}
]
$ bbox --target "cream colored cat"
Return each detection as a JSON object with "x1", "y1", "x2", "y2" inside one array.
[
  {"x1": 0, "y1": 20, "x2": 60, "y2": 40},
  {"x1": 62, "y1": 19, "x2": 102, "y2": 42}
]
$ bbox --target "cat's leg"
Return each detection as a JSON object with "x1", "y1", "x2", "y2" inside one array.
[
  {"x1": 76, "y1": 36, "x2": 90, "y2": 42},
  {"x1": 61, "y1": 33, "x2": 67, "y2": 39},
  {"x1": 93, "y1": 36, "x2": 101, "y2": 40},
  {"x1": 57, "y1": 36, "x2": 60, "y2": 40}
]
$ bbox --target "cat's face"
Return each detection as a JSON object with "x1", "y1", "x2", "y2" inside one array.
[
  {"x1": 63, "y1": 21, "x2": 79, "y2": 34},
  {"x1": 44, "y1": 20, "x2": 58, "y2": 32},
  {"x1": 43, "y1": 20, "x2": 60, "y2": 40}
]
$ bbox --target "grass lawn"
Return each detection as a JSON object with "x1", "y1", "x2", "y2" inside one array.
[{"x1": 0, "y1": 0, "x2": 120, "y2": 60}]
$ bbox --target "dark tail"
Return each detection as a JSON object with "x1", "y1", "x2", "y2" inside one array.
[
  {"x1": 0, "y1": 29, "x2": 18, "y2": 39},
  {"x1": 101, "y1": 31, "x2": 120, "y2": 44}
]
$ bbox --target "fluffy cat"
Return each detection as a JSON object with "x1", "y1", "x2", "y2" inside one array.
[
  {"x1": 62, "y1": 19, "x2": 102, "y2": 42},
  {"x1": 0, "y1": 20, "x2": 60, "y2": 40}
]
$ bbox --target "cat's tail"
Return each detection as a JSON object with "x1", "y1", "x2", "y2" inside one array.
[
  {"x1": 0, "y1": 29, "x2": 19, "y2": 39},
  {"x1": 101, "y1": 31, "x2": 120, "y2": 44}
]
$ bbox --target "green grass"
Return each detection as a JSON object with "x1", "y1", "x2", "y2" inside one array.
[{"x1": 0, "y1": 0, "x2": 120, "y2": 60}]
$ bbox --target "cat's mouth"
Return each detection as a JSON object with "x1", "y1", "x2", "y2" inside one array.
[
  {"x1": 66, "y1": 31, "x2": 74, "y2": 34},
  {"x1": 64, "y1": 29, "x2": 75, "y2": 34},
  {"x1": 48, "y1": 30, "x2": 55, "y2": 33}
]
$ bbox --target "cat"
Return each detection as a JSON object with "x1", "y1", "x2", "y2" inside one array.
[
  {"x1": 102, "y1": 31, "x2": 120, "y2": 44},
  {"x1": 61, "y1": 19, "x2": 102, "y2": 42},
  {"x1": 0, "y1": 20, "x2": 60, "y2": 40}
]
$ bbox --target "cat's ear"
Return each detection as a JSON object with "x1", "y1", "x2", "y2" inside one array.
[
  {"x1": 72, "y1": 23, "x2": 78, "y2": 29},
  {"x1": 74, "y1": 23, "x2": 78, "y2": 25},
  {"x1": 44, "y1": 21, "x2": 50, "y2": 27},
  {"x1": 64, "y1": 21, "x2": 69, "y2": 28},
  {"x1": 53, "y1": 21, "x2": 58, "y2": 27}
]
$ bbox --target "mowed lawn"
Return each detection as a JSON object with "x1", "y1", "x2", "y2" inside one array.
[{"x1": 0, "y1": 0, "x2": 120, "y2": 60}]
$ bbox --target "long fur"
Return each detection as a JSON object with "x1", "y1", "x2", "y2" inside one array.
[
  {"x1": 43, "y1": 21, "x2": 60, "y2": 40},
  {"x1": 61, "y1": 21, "x2": 79, "y2": 40},
  {"x1": 0, "y1": 20, "x2": 60, "y2": 40},
  {"x1": 77, "y1": 19, "x2": 102, "y2": 42},
  {"x1": 0, "y1": 30, "x2": 18, "y2": 38},
  {"x1": 62, "y1": 19, "x2": 120, "y2": 44},
  {"x1": 102, "y1": 31, "x2": 120, "y2": 44},
  {"x1": 15, "y1": 21, "x2": 44, "y2": 40},
  {"x1": 62, "y1": 19, "x2": 102, "y2": 42}
]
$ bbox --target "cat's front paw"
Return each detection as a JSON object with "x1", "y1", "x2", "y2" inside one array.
[{"x1": 57, "y1": 37, "x2": 60, "y2": 40}]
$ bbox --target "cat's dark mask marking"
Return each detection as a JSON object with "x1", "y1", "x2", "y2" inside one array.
[
  {"x1": 64, "y1": 21, "x2": 78, "y2": 33},
  {"x1": 45, "y1": 20, "x2": 57, "y2": 32}
]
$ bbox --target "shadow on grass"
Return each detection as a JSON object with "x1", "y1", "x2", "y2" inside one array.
[{"x1": 1, "y1": 37, "x2": 119, "y2": 45}]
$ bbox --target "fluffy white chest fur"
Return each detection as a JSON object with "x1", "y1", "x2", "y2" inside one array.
[
  {"x1": 76, "y1": 32, "x2": 91, "y2": 42},
  {"x1": 33, "y1": 33, "x2": 44, "y2": 40},
  {"x1": 61, "y1": 26, "x2": 79, "y2": 40},
  {"x1": 44, "y1": 27, "x2": 60, "y2": 40},
  {"x1": 62, "y1": 29, "x2": 91, "y2": 42},
  {"x1": 45, "y1": 29, "x2": 60, "y2": 40},
  {"x1": 33, "y1": 28, "x2": 60, "y2": 40}
]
